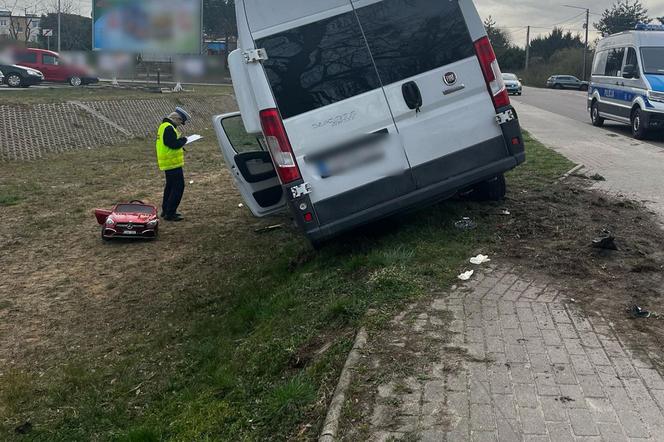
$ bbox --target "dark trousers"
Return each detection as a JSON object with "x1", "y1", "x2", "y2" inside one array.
[{"x1": 162, "y1": 167, "x2": 185, "y2": 217}]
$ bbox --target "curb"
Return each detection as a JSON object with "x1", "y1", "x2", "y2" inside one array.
[{"x1": 319, "y1": 327, "x2": 368, "y2": 442}]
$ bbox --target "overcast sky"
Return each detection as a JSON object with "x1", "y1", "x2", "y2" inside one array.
[{"x1": 5, "y1": 0, "x2": 664, "y2": 47}]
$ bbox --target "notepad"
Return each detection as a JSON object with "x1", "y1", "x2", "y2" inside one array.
[{"x1": 185, "y1": 135, "x2": 203, "y2": 145}]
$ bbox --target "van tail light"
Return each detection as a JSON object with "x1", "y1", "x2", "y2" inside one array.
[
  {"x1": 474, "y1": 36, "x2": 510, "y2": 109},
  {"x1": 259, "y1": 108, "x2": 302, "y2": 184}
]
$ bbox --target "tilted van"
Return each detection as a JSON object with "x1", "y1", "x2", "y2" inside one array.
[{"x1": 214, "y1": 0, "x2": 525, "y2": 246}]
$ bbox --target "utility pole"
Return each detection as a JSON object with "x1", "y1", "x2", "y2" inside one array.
[
  {"x1": 563, "y1": 5, "x2": 592, "y2": 80},
  {"x1": 57, "y1": 0, "x2": 61, "y2": 52},
  {"x1": 525, "y1": 25, "x2": 531, "y2": 70},
  {"x1": 583, "y1": 8, "x2": 590, "y2": 81}
]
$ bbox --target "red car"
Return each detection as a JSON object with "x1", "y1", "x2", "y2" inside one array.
[
  {"x1": 95, "y1": 201, "x2": 159, "y2": 241},
  {"x1": 14, "y1": 48, "x2": 98, "y2": 86}
]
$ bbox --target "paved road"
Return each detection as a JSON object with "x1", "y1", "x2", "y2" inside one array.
[
  {"x1": 512, "y1": 87, "x2": 664, "y2": 221},
  {"x1": 513, "y1": 86, "x2": 664, "y2": 149}
]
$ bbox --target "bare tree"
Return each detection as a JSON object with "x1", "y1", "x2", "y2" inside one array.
[
  {"x1": 46, "y1": 0, "x2": 78, "y2": 15},
  {"x1": 1, "y1": 0, "x2": 39, "y2": 43}
]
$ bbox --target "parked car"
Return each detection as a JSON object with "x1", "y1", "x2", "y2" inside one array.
[
  {"x1": 13, "y1": 48, "x2": 98, "y2": 86},
  {"x1": 502, "y1": 73, "x2": 523, "y2": 95},
  {"x1": 546, "y1": 75, "x2": 589, "y2": 90},
  {"x1": 213, "y1": 0, "x2": 525, "y2": 247},
  {"x1": 0, "y1": 62, "x2": 44, "y2": 87},
  {"x1": 0, "y1": 69, "x2": 3, "y2": 84},
  {"x1": 589, "y1": 24, "x2": 664, "y2": 139}
]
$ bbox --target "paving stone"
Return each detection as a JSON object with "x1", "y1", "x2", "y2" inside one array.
[
  {"x1": 570, "y1": 354, "x2": 595, "y2": 376},
  {"x1": 514, "y1": 383, "x2": 539, "y2": 408},
  {"x1": 496, "y1": 418, "x2": 520, "y2": 441},
  {"x1": 470, "y1": 403, "x2": 496, "y2": 431},
  {"x1": 518, "y1": 406, "x2": 547, "y2": 435},
  {"x1": 638, "y1": 368, "x2": 664, "y2": 390},
  {"x1": 597, "y1": 422, "x2": 629, "y2": 442},
  {"x1": 534, "y1": 372, "x2": 560, "y2": 396},
  {"x1": 542, "y1": 329, "x2": 563, "y2": 346},
  {"x1": 510, "y1": 362, "x2": 535, "y2": 384},
  {"x1": 577, "y1": 374, "x2": 605, "y2": 398},
  {"x1": 540, "y1": 395, "x2": 568, "y2": 422},
  {"x1": 568, "y1": 408, "x2": 600, "y2": 436},
  {"x1": 553, "y1": 364, "x2": 577, "y2": 385},
  {"x1": 546, "y1": 421, "x2": 575, "y2": 441},
  {"x1": 493, "y1": 394, "x2": 518, "y2": 420},
  {"x1": 548, "y1": 346, "x2": 571, "y2": 365},
  {"x1": 563, "y1": 339, "x2": 586, "y2": 356}
]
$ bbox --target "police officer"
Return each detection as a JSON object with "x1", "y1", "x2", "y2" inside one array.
[{"x1": 156, "y1": 107, "x2": 191, "y2": 222}]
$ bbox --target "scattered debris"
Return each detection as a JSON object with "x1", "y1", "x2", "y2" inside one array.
[
  {"x1": 556, "y1": 396, "x2": 574, "y2": 403},
  {"x1": 500, "y1": 209, "x2": 511, "y2": 216},
  {"x1": 455, "y1": 217, "x2": 477, "y2": 231},
  {"x1": 630, "y1": 305, "x2": 652, "y2": 319},
  {"x1": 254, "y1": 224, "x2": 284, "y2": 234},
  {"x1": 458, "y1": 270, "x2": 474, "y2": 281},
  {"x1": 238, "y1": 203, "x2": 244, "y2": 208},
  {"x1": 557, "y1": 164, "x2": 585, "y2": 183},
  {"x1": 570, "y1": 298, "x2": 576, "y2": 303},
  {"x1": 470, "y1": 254, "x2": 491, "y2": 265},
  {"x1": 592, "y1": 230, "x2": 618, "y2": 251},
  {"x1": 15, "y1": 422, "x2": 32, "y2": 434},
  {"x1": 589, "y1": 173, "x2": 606, "y2": 182},
  {"x1": 189, "y1": 180, "x2": 194, "y2": 185}
]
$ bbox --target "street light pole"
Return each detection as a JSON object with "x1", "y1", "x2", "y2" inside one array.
[{"x1": 57, "y1": 0, "x2": 61, "y2": 52}]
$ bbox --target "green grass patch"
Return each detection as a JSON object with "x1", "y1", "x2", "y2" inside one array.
[{"x1": 0, "y1": 132, "x2": 574, "y2": 441}]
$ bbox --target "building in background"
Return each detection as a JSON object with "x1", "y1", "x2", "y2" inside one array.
[{"x1": 0, "y1": 9, "x2": 41, "y2": 43}]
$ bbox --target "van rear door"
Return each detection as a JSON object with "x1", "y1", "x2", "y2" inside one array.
[
  {"x1": 351, "y1": 0, "x2": 507, "y2": 188},
  {"x1": 247, "y1": 1, "x2": 416, "y2": 225}
]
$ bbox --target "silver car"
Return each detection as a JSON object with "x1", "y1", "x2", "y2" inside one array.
[{"x1": 502, "y1": 73, "x2": 522, "y2": 95}]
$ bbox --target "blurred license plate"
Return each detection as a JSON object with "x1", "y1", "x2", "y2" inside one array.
[
  {"x1": 123, "y1": 231, "x2": 138, "y2": 235},
  {"x1": 316, "y1": 143, "x2": 384, "y2": 178}
]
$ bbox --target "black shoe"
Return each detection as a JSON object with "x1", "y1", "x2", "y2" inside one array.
[
  {"x1": 161, "y1": 212, "x2": 182, "y2": 218},
  {"x1": 164, "y1": 214, "x2": 184, "y2": 222}
]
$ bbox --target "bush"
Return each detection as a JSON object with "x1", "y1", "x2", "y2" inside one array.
[{"x1": 515, "y1": 47, "x2": 594, "y2": 87}]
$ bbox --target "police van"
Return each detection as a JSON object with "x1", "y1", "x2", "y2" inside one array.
[
  {"x1": 214, "y1": 0, "x2": 525, "y2": 246},
  {"x1": 589, "y1": 24, "x2": 664, "y2": 139}
]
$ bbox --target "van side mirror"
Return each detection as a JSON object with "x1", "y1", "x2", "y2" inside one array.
[{"x1": 623, "y1": 64, "x2": 637, "y2": 79}]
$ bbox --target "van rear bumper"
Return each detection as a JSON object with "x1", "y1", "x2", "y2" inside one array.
[{"x1": 302, "y1": 131, "x2": 524, "y2": 242}]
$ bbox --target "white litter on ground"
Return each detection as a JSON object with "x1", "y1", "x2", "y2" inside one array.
[
  {"x1": 458, "y1": 270, "x2": 474, "y2": 281},
  {"x1": 470, "y1": 254, "x2": 491, "y2": 265}
]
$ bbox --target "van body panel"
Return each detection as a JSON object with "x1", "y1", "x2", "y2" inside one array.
[{"x1": 228, "y1": 50, "x2": 263, "y2": 134}]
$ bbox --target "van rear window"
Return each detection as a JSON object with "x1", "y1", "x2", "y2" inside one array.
[
  {"x1": 355, "y1": 0, "x2": 474, "y2": 85},
  {"x1": 257, "y1": 11, "x2": 381, "y2": 120}
]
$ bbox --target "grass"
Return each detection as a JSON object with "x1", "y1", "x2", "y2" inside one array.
[
  {"x1": 0, "y1": 131, "x2": 572, "y2": 441},
  {"x1": 0, "y1": 84, "x2": 233, "y2": 105}
]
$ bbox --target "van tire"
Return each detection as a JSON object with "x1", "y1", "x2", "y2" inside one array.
[
  {"x1": 475, "y1": 174, "x2": 507, "y2": 201},
  {"x1": 591, "y1": 102, "x2": 604, "y2": 127},
  {"x1": 631, "y1": 108, "x2": 648, "y2": 140}
]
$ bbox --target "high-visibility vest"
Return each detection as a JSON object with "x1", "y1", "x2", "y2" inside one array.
[{"x1": 156, "y1": 122, "x2": 184, "y2": 171}]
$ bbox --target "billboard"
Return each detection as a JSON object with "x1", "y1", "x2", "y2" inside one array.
[{"x1": 93, "y1": 0, "x2": 202, "y2": 54}]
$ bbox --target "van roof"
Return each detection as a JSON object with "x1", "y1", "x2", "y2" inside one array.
[
  {"x1": 597, "y1": 30, "x2": 664, "y2": 50},
  {"x1": 243, "y1": 0, "x2": 350, "y2": 34}
]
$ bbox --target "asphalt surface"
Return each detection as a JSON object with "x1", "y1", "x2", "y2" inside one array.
[{"x1": 513, "y1": 86, "x2": 664, "y2": 149}]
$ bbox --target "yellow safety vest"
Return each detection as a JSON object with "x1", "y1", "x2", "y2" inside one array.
[{"x1": 156, "y1": 122, "x2": 185, "y2": 171}]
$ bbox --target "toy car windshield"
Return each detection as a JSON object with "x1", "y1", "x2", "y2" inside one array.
[{"x1": 115, "y1": 204, "x2": 153, "y2": 214}]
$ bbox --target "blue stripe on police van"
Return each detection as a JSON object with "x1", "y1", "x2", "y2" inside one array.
[{"x1": 645, "y1": 74, "x2": 664, "y2": 92}]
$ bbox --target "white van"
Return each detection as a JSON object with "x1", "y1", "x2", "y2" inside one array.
[
  {"x1": 214, "y1": 0, "x2": 525, "y2": 246},
  {"x1": 589, "y1": 24, "x2": 664, "y2": 139}
]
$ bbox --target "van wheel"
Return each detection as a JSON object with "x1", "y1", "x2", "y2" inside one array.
[
  {"x1": 475, "y1": 174, "x2": 507, "y2": 201},
  {"x1": 591, "y1": 102, "x2": 604, "y2": 127},
  {"x1": 631, "y1": 108, "x2": 648, "y2": 140},
  {"x1": 69, "y1": 76, "x2": 82, "y2": 87}
]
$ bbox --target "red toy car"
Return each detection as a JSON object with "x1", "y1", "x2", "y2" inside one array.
[{"x1": 95, "y1": 201, "x2": 159, "y2": 241}]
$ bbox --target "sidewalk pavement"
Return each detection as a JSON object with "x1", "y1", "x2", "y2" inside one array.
[
  {"x1": 360, "y1": 266, "x2": 664, "y2": 441},
  {"x1": 513, "y1": 101, "x2": 664, "y2": 221}
]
